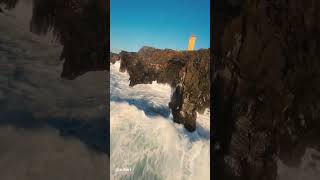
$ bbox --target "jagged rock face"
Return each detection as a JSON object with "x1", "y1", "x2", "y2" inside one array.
[
  {"x1": 213, "y1": 0, "x2": 320, "y2": 179},
  {"x1": 110, "y1": 52, "x2": 120, "y2": 64},
  {"x1": 0, "y1": 0, "x2": 108, "y2": 79},
  {"x1": 118, "y1": 47, "x2": 186, "y2": 86},
  {"x1": 170, "y1": 50, "x2": 210, "y2": 131},
  {"x1": 112, "y1": 47, "x2": 210, "y2": 132}
]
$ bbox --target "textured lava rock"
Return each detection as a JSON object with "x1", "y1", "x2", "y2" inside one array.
[
  {"x1": 213, "y1": 0, "x2": 320, "y2": 179},
  {"x1": 0, "y1": 0, "x2": 108, "y2": 79},
  {"x1": 112, "y1": 46, "x2": 210, "y2": 132},
  {"x1": 110, "y1": 52, "x2": 120, "y2": 64}
]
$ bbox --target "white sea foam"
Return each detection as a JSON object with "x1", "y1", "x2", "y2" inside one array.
[
  {"x1": 110, "y1": 61, "x2": 210, "y2": 180},
  {"x1": 277, "y1": 148, "x2": 320, "y2": 180}
]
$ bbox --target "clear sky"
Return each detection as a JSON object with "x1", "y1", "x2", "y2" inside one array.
[{"x1": 110, "y1": 0, "x2": 210, "y2": 52}]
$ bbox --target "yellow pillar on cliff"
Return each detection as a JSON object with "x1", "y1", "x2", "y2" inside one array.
[{"x1": 188, "y1": 35, "x2": 196, "y2": 51}]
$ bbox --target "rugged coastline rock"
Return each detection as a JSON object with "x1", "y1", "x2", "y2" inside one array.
[
  {"x1": 111, "y1": 47, "x2": 210, "y2": 132},
  {"x1": 0, "y1": 0, "x2": 108, "y2": 79},
  {"x1": 213, "y1": 0, "x2": 320, "y2": 179}
]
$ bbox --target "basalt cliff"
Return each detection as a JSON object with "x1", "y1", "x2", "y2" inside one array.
[
  {"x1": 111, "y1": 47, "x2": 210, "y2": 132},
  {"x1": 0, "y1": 0, "x2": 108, "y2": 79},
  {"x1": 213, "y1": 0, "x2": 320, "y2": 179}
]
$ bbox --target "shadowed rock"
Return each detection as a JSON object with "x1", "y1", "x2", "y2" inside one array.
[
  {"x1": 0, "y1": 0, "x2": 108, "y2": 79},
  {"x1": 212, "y1": 0, "x2": 320, "y2": 179},
  {"x1": 112, "y1": 46, "x2": 210, "y2": 132}
]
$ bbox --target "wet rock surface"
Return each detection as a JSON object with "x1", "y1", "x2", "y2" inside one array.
[
  {"x1": 0, "y1": 0, "x2": 108, "y2": 79},
  {"x1": 111, "y1": 47, "x2": 210, "y2": 132},
  {"x1": 213, "y1": 0, "x2": 320, "y2": 179}
]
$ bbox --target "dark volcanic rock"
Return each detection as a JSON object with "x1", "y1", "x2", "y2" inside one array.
[
  {"x1": 110, "y1": 52, "x2": 120, "y2": 64},
  {"x1": 112, "y1": 47, "x2": 210, "y2": 132},
  {"x1": 0, "y1": 0, "x2": 108, "y2": 79},
  {"x1": 213, "y1": 0, "x2": 320, "y2": 179},
  {"x1": 118, "y1": 47, "x2": 186, "y2": 86}
]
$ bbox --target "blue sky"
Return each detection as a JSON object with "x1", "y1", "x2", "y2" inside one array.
[{"x1": 110, "y1": 0, "x2": 210, "y2": 52}]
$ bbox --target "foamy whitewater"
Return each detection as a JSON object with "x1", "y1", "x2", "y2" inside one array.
[{"x1": 110, "y1": 61, "x2": 210, "y2": 180}]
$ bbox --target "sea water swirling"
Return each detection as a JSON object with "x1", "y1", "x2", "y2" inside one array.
[{"x1": 110, "y1": 61, "x2": 210, "y2": 180}]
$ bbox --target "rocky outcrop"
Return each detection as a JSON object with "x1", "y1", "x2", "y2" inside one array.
[
  {"x1": 213, "y1": 0, "x2": 320, "y2": 179},
  {"x1": 110, "y1": 52, "x2": 120, "y2": 64},
  {"x1": 112, "y1": 47, "x2": 210, "y2": 132},
  {"x1": 0, "y1": 0, "x2": 108, "y2": 79}
]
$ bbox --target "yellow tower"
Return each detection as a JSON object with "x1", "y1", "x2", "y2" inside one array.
[{"x1": 188, "y1": 35, "x2": 196, "y2": 51}]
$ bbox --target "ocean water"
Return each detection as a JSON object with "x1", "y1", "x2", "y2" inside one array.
[
  {"x1": 0, "y1": 1, "x2": 108, "y2": 179},
  {"x1": 110, "y1": 61, "x2": 210, "y2": 180}
]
